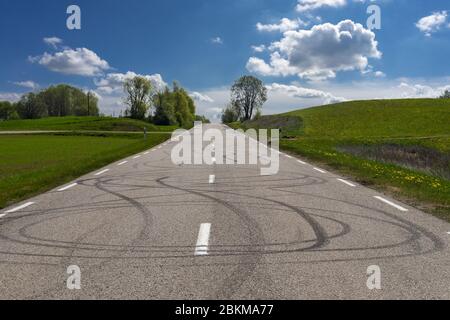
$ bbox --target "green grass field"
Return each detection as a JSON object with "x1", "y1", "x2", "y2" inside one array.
[
  {"x1": 238, "y1": 98, "x2": 450, "y2": 221},
  {"x1": 0, "y1": 133, "x2": 170, "y2": 209},
  {"x1": 0, "y1": 116, "x2": 177, "y2": 132}
]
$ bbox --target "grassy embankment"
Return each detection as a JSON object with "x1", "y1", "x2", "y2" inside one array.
[
  {"x1": 0, "y1": 116, "x2": 177, "y2": 132},
  {"x1": 0, "y1": 116, "x2": 175, "y2": 209},
  {"x1": 233, "y1": 99, "x2": 450, "y2": 221}
]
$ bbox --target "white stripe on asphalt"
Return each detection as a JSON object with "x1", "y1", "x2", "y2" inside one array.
[
  {"x1": 143, "y1": 151, "x2": 149, "y2": 155},
  {"x1": 285, "y1": 155, "x2": 293, "y2": 159},
  {"x1": 212, "y1": 157, "x2": 216, "y2": 164},
  {"x1": 374, "y1": 196, "x2": 408, "y2": 212},
  {"x1": 313, "y1": 168, "x2": 327, "y2": 173},
  {"x1": 195, "y1": 223, "x2": 211, "y2": 256},
  {"x1": 57, "y1": 183, "x2": 78, "y2": 192},
  {"x1": 209, "y1": 175, "x2": 215, "y2": 184},
  {"x1": 5, "y1": 202, "x2": 35, "y2": 214},
  {"x1": 133, "y1": 155, "x2": 141, "y2": 159},
  {"x1": 0, "y1": 214, "x2": 6, "y2": 218},
  {"x1": 95, "y1": 169, "x2": 110, "y2": 176},
  {"x1": 297, "y1": 160, "x2": 307, "y2": 165},
  {"x1": 117, "y1": 161, "x2": 128, "y2": 166},
  {"x1": 337, "y1": 179, "x2": 356, "y2": 187}
]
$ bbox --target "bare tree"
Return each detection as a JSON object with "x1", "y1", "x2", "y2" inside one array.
[{"x1": 231, "y1": 75, "x2": 267, "y2": 121}]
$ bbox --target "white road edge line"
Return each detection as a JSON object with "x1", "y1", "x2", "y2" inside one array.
[
  {"x1": 313, "y1": 167, "x2": 327, "y2": 174},
  {"x1": 117, "y1": 161, "x2": 128, "y2": 166},
  {"x1": 57, "y1": 183, "x2": 78, "y2": 192},
  {"x1": 133, "y1": 155, "x2": 142, "y2": 159},
  {"x1": 337, "y1": 179, "x2": 356, "y2": 187},
  {"x1": 0, "y1": 214, "x2": 6, "y2": 218},
  {"x1": 297, "y1": 160, "x2": 307, "y2": 165},
  {"x1": 209, "y1": 175, "x2": 215, "y2": 184},
  {"x1": 195, "y1": 223, "x2": 211, "y2": 256},
  {"x1": 374, "y1": 196, "x2": 409, "y2": 212},
  {"x1": 5, "y1": 202, "x2": 35, "y2": 214},
  {"x1": 285, "y1": 155, "x2": 293, "y2": 159},
  {"x1": 143, "y1": 151, "x2": 149, "y2": 155},
  {"x1": 95, "y1": 169, "x2": 110, "y2": 176}
]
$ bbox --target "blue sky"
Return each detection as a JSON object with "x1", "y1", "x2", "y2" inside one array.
[{"x1": 1, "y1": 0, "x2": 450, "y2": 120}]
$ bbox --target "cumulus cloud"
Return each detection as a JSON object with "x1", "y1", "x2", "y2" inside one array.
[
  {"x1": 266, "y1": 83, "x2": 346, "y2": 104},
  {"x1": 43, "y1": 37, "x2": 63, "y2": 49},
  {"x1": 416, "y1": 11, "x2": 448, "y2": 36},
  {"x1": 0, "y1": 92, "x2": 22, "y2": 102},
  {"x1": 189, "y1": 92, "x2": 214, "y2": 103},
  {"x1": 12, "y1": 80, "x2": 39, "y2": 90},
  {"x1": 257, "y1": 18, "x2": 308, "y2": 32},
  {"x1": 251, "y1": 45, "x2": 266, "y2": 53},
  {"x1": 29, "y1": 48, "x2": 110, "y2": 77},
  {"x1": 94, "y1": 71, "x2": 167, "y2": 95},
  {"x1": 246, "y1": 20, "x2": 381, "y2": 81},
  {"x1": 399, "y1": 82, "x2": 450, "y2": 98},
  {"x1": 296, "y1": 0, "x2": 347, "y2": 12}
]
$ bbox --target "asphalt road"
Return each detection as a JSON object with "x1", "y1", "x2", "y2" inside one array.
[{"x1": 0, "y1": 124, "x2": 449, "y2": 299}]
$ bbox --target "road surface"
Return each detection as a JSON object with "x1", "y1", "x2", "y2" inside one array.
[{"x1": 0, "y1": 124, "x2": 449, "y2": 299}]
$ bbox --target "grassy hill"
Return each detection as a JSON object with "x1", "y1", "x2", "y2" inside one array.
[
  {"x1": 0, "y1": 116, "x2": 177, "y2": 132},
  {"x1": 239, "y1": 98, "x2": 450, "y2": 221},
  {"x1": 284, "y1": 99, "x2": 450, "y2": 138}
]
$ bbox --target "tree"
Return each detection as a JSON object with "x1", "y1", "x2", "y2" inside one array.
[
  {"x1": 221, "y1": 103, "x2": 240, "y2": 123},
  {"x1": 439, "y1": 90, "x2": 450, "y2": 99},
  {"x1": 153, "y1": 88, "x2": 176, "y2": 125},
  {"x1": 231, "y1": 75, "x2": 267, "y2": 121},
  {"x1": 123, "y1": 76, "x2": 153, "y2": 120},
  {"x1": 0, "y1": 101, "x2": 19, "y2": 120},
  {"x1": 16, "y1": 93, "x2": 47, "y2": 119}
]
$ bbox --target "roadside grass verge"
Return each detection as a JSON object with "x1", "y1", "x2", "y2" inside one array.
[
  {"x1": 0, "y1": 133, "x2": 170, "y2": 209},
  {"x1": 0, "y1": 116, "x2": 177, "y2": 132},
  {"x1": 281, "y1": 137, "x2": 450, "y2": 222}
]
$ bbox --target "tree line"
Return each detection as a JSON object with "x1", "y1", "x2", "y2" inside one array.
[
  {"x1": 0, "y1": 84, "x2": 99, "y2": 120},
  {"x1": 122, "y1": 76, "x2": 208, "y2": 128}
]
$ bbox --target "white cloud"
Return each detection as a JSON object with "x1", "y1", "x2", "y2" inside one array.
[
  {"x1": 211, "y1": 37, "x2": 223, "y2": 44},
  {"x1": 246, "y1": 20, "x2": 381, "y2": 81},
  {"x1": 0, "y1": 92, "x2": 22, "y2": 102},
  {"x1": 251, "y1": 45, "x2": 266, "y2": 53},
  {"x1": 43, "y1": 37, "x2": 63, "y2": 49},
  {"x1": 398, "y1": 82, "x2": 450, "y2": 98},
  {"x1": 266, "y1": 83, "x2": 346, "y2": 104},
  {"x1": 416, "y1": 11, "x2": 448, "y2": 36},
  {"x1": 95, "y1": 71, "x2": 167, "y2": 94},
  {"x1": 296, "y1": 0, "x2": 347, "y2": 12},
  {"x1": 12, "y1": 81, "x2": 39, "y2": 90},
  {"x1": 256, "y1": 18, "x2": 308, "y2": 32},
  {"x1": 29, "y1": 48, "x2": 110, "y2": 76},
  {"x1": 189, "y1": 92, "x2": 214, "y2": 103}
]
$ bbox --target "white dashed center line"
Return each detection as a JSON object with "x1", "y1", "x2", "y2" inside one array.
[
  {"x1": 313, "y1": 168, "x2": 327, "y2": 174},
  {"x1": 133, "y1": 155, "x2": 141, "y2": 159},
  {"x1": 143, "y1": 151, "x2": 149, "y2": 155},
  {"x1": 374, "y1": 196, "x2": 408, "y2": 212},
  {"x1": 212, "y1": 157, "x2": 216, "y2": 164},
  {"x1": 117, "y1": 161, "x2": 128, "y2": 166},
  {"x1": 5, "y1": 202, "x2": 35, "y2": 214},
  {"x1": 209, "y1": 175, "x2": 215, "y2": 184},
  {"x1": 337, "y1": 179, "x2": 356, "y2": 187},
  {"x1": 195, "y1": 223, "x2": 211, "y2": 256},
  {"x1": 95, "y1": 169, "x2": 110, "y2": 176},
  {"x1": 57, "y1": 183, "x2": 78, "y2": 192}
]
